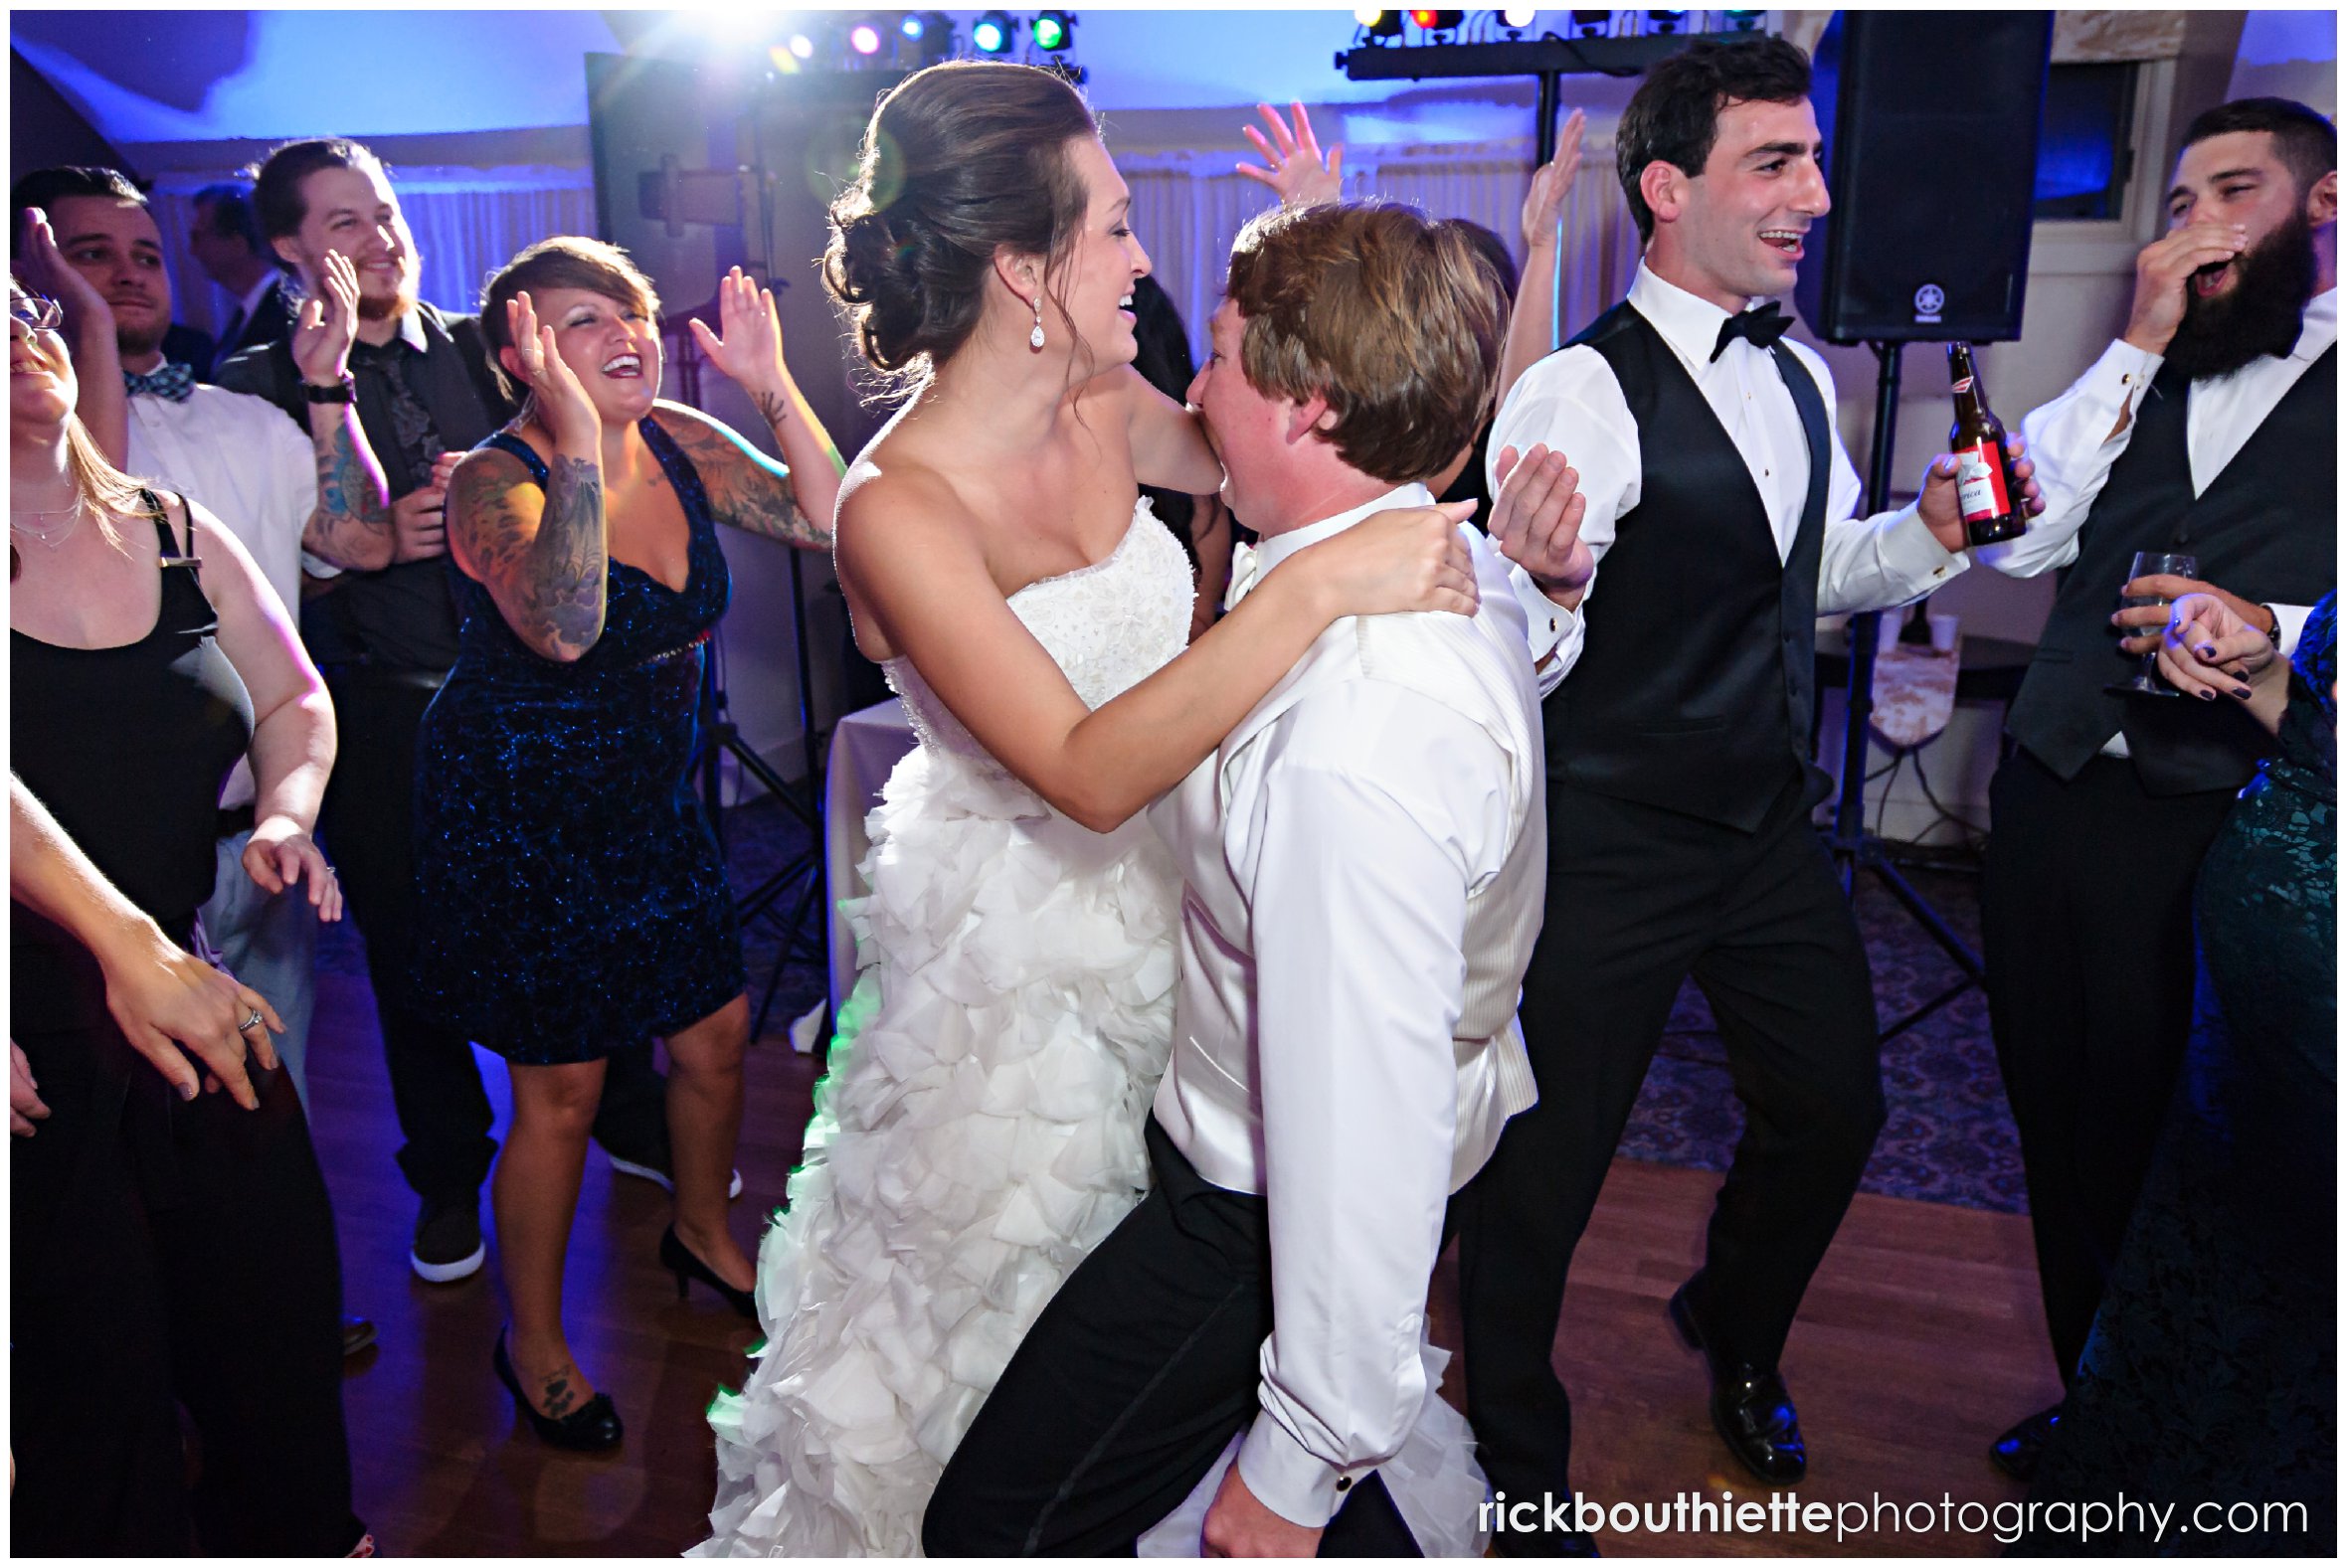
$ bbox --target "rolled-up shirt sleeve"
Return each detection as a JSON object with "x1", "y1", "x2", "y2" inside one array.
[
  {"x1": 1230, "y1": 688, "x2": 1507, "y2": 1527},
  {"x1": 1981, "y1": 338, "x2": 2162, "y2": 579}
]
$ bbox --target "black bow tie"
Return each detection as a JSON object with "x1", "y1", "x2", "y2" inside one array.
[{"x1": 1712, "y1": 302, "x2": 1790, "y2": 362}]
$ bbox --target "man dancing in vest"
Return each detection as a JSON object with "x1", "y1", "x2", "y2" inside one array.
[
  {"x1": 925, "y1": 200, "x2": 1564, "y2": 1555},
  {"x1": 1456, "y1": 36, "x2": 2045, "y2": 1546}
]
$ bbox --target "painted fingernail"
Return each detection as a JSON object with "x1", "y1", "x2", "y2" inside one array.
[
  {"x1": 2234, "y1": 686, "x2": 2254, "y2": 700},
  {"x1": 2198, "y1": 689, "x2": 2217, "y2": 701},
  {"x1": 181, "y1": 1081, "x2": 198, "y2": 1101}
]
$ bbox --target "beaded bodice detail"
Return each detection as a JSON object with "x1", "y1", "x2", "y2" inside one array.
[{"x1": 883, "y1": 499, "x2": 1194, "y2": 781}]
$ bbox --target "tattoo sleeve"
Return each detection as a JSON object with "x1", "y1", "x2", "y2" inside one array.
[
  {"x1": 451, "y1": 451, "x2": 609, "y2": 661},
  {"x1": 673, "y1": 407, "x2": 836, "y2": 550},
  {"x1": 304, "y1": 406, "x2": 394, "y2": 571}
]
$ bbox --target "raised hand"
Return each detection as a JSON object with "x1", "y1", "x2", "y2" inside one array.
[
  {"x1": 1292, "y1": 498, "x2": 1481, "y2": 618},
  {"x1": 2122, "y1": 219, "x2": 2248, "y2": 356},
  {"x1": 15, "y1": 206, "x2": 111, "y2": 341},
  {"x1": 1916, "y1": 432, "x2": 2047, "y2": 553},
  {"x1": 1522, "y1": 108, "x2": 1587, "y2": 252},
  {"x1": 1489, "y1": 442, "x2": 1591, "y2": 604},
  {"x1": 505, "y1": 290, "x2": 603, "y2": 453},
  {"x1": 688, "y1": 266, "x2": 790, "y2": 410},
  {"x1": 1237, "y1": 102, "x2": 1344, "y2": 209},
  {"x1": 290, "y1": 249, "x2": 361, "y2": 388},
  {"x1": 242, "y1": 814, "x2": 344, "y2": 921}
]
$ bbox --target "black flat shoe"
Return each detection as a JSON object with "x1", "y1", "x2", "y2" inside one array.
[
  {"x1": 491, "y1": 1326, "x2": 622, "y2": 1451},
  {"x1": 660, "y1": 1225, "x2": 757, "y2": 1318},
  {"x1": 1669, "y1": 1285, "x2": 1807, "y2": 1485},
  {"x1": 1990, "y1": 1403, "x2": 2064, "y2": 1481}
]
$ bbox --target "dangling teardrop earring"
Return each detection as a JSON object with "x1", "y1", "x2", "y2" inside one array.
[{"x1": 1029, "y1": 294, "x2": 1046, "y2": 351}]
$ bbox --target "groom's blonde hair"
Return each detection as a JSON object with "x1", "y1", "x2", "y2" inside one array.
[{"x1": 1223, "y1": 200, "x2": 1503, "y2": 485}]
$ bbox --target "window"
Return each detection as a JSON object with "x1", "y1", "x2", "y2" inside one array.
[{"x1": 2034, "y1": 62, "x2": 2139, "y2": 221}]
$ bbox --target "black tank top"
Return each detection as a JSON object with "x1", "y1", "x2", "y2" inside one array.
[{"x1": 11, "y1": 497, "x2": 255, "y2": 1030}]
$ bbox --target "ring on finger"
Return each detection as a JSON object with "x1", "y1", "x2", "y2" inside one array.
[{"x1": 240, "y1": 1008, "x2": 266, "y2": 1034}]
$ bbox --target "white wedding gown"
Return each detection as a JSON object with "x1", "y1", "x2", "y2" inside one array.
[{"x1": 696, "y1": 502, "x2": 1487, "y2": 1558}]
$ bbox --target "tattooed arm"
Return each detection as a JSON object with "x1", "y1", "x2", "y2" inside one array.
[
  {"x1": 653, "y1": 400, "x2": 837, "y2": 550},
  {"x1": 301, "y1": 403, "x2": 395, "y2": 570},
  {"x1": 447, "y1": 444, "x2": 609, "y2": 662}
]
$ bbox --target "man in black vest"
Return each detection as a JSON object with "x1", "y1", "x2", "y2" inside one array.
[
  {"x1": 1459, "y1": 38, "x2": 2042, "y2": 1544},
  {"x1": 220, "y1": 138, "x2": 698, "y2": 1287},
  {"x1": 1975, "y1": 96, "x2": 2336, "y2": 1481}
]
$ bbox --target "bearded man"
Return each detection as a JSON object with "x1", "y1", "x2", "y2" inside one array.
[{"x1": 1973, "y1": 94, "x2": 2337, "y2": 1481}]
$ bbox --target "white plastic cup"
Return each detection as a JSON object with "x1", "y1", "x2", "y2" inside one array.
[{"x1": 1929, "y1": 611, "x2": 1960, "y2": 654}]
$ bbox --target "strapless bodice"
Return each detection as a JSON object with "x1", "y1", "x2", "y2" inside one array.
[{"x1": 883, "y1": 500, "x2": 1194, "y2": 781}]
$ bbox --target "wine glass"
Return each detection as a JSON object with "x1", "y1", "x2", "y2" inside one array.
[{"x1": 2106, "y1": 550, "x2": 2198, "y2": 697}]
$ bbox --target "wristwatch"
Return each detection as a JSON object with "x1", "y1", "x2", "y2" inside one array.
[
  {"x1": 2257, "y1": 603, "x2": 2283, "y2": 647},
  {"x1": 302, "y1": 372, "x2": 356, "y2": 405}
]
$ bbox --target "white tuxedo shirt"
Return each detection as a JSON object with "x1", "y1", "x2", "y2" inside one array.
[{"x1": 1148, "y1": 483, "x2": 1546, "y2": 1528}]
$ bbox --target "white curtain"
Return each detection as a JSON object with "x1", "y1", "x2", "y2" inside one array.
[
  {"x1": 149, "y1": 168, "x2": 598, "y2": 336},
  {"x1": 1121, "y1": 131, "x2": 1644, "y2": 363}
]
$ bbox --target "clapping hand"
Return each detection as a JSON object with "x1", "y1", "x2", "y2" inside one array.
[
  {"x1": 389, "y1": 453, "x2": 463, "y2": 564},
  {"x1": 1238, "y1": 102, "x2": 1344, "y2": 209},
  {"x1": 688, "y1": 266, "x2": 790, "y2": 408},
  {"x1": 243, "y1": 815, "x2": 344, "y2": 921},
  {"x1": 290, "y1": 249, "x2": 361, "y2": 388},
  {"x1": 1521, "y1": 108, "x2": 1587, "y2": 252},
  {"x1": 504, "y1": 290, "x2": 603, "y2": 453},
  {"x1": 1488, "y1": 442, "x2": 1591, "y2": 605},
  {"x1": 1916, "y1": 433, "x2": 2046, "y2": 554}
]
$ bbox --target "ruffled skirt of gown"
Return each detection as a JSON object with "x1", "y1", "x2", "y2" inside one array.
[{"x1": 697, "y1": 746, "x2": 1180, "y2": 1557}]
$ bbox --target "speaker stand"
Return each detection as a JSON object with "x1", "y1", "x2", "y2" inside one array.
[{"x1": 1823, "y1": 341, "x2": 1986, "y2": 1042}]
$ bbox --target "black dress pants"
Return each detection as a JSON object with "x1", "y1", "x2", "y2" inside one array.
[
  {"x1": 320, "y1": 669, "x2": 669, "y2": 1205},
  {"x1": 1981, "y1": 750, "x2": 2237, "y2": 1386},
  {"x1": 1453, "y1": 773, "x2": 1884, "y2": 1540},
  {"x1": 9, "y1": 990, "x2": 363, "y2": 1555},
  {"x1": 926, "y1": 1120, "x2": 1421, "y2": 1557}
]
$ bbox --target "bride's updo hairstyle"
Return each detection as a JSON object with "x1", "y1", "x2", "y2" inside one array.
[{"x1": 823, "y1": 62, "x2": 1098, "y2": 379}]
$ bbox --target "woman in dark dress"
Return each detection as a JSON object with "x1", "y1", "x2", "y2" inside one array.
[
  {"x1": 2020, "y1": 591, "x2": 2336, "y2": 1554},
  {"x1": 9, "y1": 280, "x2": 361, "y2": 1554},
  {"x1": 418, "y1": 239, "x2": 840, "y2": 1449}
]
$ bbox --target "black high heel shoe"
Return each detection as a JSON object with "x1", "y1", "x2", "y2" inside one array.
[
  {"x1": 659, "y1": 1225, "x2": 757, "y2": 1318},
  {"x1": 491, "y1": 1326, "x2": 623, "y2": 1451}
]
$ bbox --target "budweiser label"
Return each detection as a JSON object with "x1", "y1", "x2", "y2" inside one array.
[{"x1": 1953, "y1": 440, "x2": 2010, "y2": 523}]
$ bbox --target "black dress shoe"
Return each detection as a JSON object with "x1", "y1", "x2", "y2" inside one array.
[
  {"x1": 1669, "y1": 1285, "x2": 1806, "y2": 1485},
  {"x1": 341, "y1": 1314, "x2": 378, "y2": 1358},
  {"x1": 659, "y1": 1225, "x2": 757, "y2": 1317},
  {"x1": 1990, "y1": 1403, "x2": 2063, "y2": 1481},
  {"x1": 491, "y1": 1327, "x2": 622, "y2": 1451}
]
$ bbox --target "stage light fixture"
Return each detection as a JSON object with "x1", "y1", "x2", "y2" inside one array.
[
  {"x1": 1501, "y1": 5, "x2": 1539, "y2": 27},
  {"x1": 901, "y1": 13, "x2": 926, "y2": 40},
  {"x1": 1645, "y1": 10, "x2": 1688, "y2": 34},
  {"x1": 1568, "y1": 10, "x2": 1612, "y2": 38},
  {"x1": 1357, "y1": 9, "x2": 1406, "y2": 40},
  {"x1": 786, "y1": 31, "x2": 815, "y2": 60},
  {"x1": 1722, "y1": 9, "x2": 1763, "y2": 31},
  {"x1": 1033, "y1": 10, "x2": 1073, "y2": 53},
  {"x1": 847, "y1": 20, "x2": 883, "y2": 56},
  {"x1": 972, "y1": 10, "x2": 1014, "y2": 54},
  {"x1": 1409, "y1": 10, "x2": 1465, "y2": 31}
]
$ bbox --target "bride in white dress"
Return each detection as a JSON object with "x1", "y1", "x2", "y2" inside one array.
[{"x1": 696, "y1": 63, "x2": 1487, "y2": 1556}]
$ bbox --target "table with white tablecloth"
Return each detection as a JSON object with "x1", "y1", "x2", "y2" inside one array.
[{"x1": 819, "y1": 698, "x2": 918, "y2": 1040}]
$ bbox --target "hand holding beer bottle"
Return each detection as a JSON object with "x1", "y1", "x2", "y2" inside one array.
[{"x1": 1912, "y1": 344, "x2": 2047, "y2": 553}]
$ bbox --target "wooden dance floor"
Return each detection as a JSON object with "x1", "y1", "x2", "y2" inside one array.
[{"x1": 309, "y1": 970, "x2": 2057, "y2": 1556}]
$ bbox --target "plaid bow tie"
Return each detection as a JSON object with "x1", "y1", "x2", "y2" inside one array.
[{"x1": 124, "y1": 362, "x2": 196, "y2": 403}]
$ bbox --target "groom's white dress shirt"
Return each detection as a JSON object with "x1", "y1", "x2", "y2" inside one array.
[{"x1": 1149, "y1": 483, "x2": 1547, "y2": 1528}]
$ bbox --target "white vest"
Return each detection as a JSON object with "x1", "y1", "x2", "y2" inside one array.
[{"x1": 1149, "y1": 524, "x2": 1546, "y2": 1196}]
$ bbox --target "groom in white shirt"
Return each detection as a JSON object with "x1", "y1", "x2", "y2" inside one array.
[{"x1": 925, "y1": 201, "x2": 1561, "y2": 1556}]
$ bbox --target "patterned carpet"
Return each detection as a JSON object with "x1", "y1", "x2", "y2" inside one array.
[{"x1": 338, "y1": 794, "x2": 2024, "y2": 1214}]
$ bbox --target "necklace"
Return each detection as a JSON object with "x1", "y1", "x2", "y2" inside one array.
[{"x1": 11, "y1": 496, "x2": 87, "y2": 548}]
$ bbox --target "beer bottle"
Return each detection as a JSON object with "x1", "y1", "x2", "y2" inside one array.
[{"x1": 1946, "y1": 343, "x2": 2027, "y2": 546}]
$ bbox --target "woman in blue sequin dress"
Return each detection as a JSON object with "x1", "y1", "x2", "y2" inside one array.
[
  {"x1": 2022, "y1": 592, "x2": 2336, "y2": 1553},
  {"x1": 414, "y1": 240, "x2": 841, "y2": 1449}
]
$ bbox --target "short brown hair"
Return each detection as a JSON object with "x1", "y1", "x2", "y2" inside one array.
[
  {"x1": 1223, "y1": 201, "x2": 1503, "y2": 485},
  {"x1": 478, "y1": 236, "x2": 661, "y2": 404}
]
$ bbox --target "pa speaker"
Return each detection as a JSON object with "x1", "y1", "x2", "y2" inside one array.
[{"x1": 1794, "y1": 11, "x2": 2055, "y2": 344}]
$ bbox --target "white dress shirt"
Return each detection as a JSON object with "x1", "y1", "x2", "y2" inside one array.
[
  {"x1": 124, "y1": 383, "x2": 318, "y2": 808},
  {"x1": 1489, "y1": 262, "x2": 1968, "y2": 677},
  {"x1": 1984, "y1": 286, "x2": 2337, "y2": 672},
  {"x1": 1150, "y1": 484, "x2": 1545, "y2": 1529}
]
